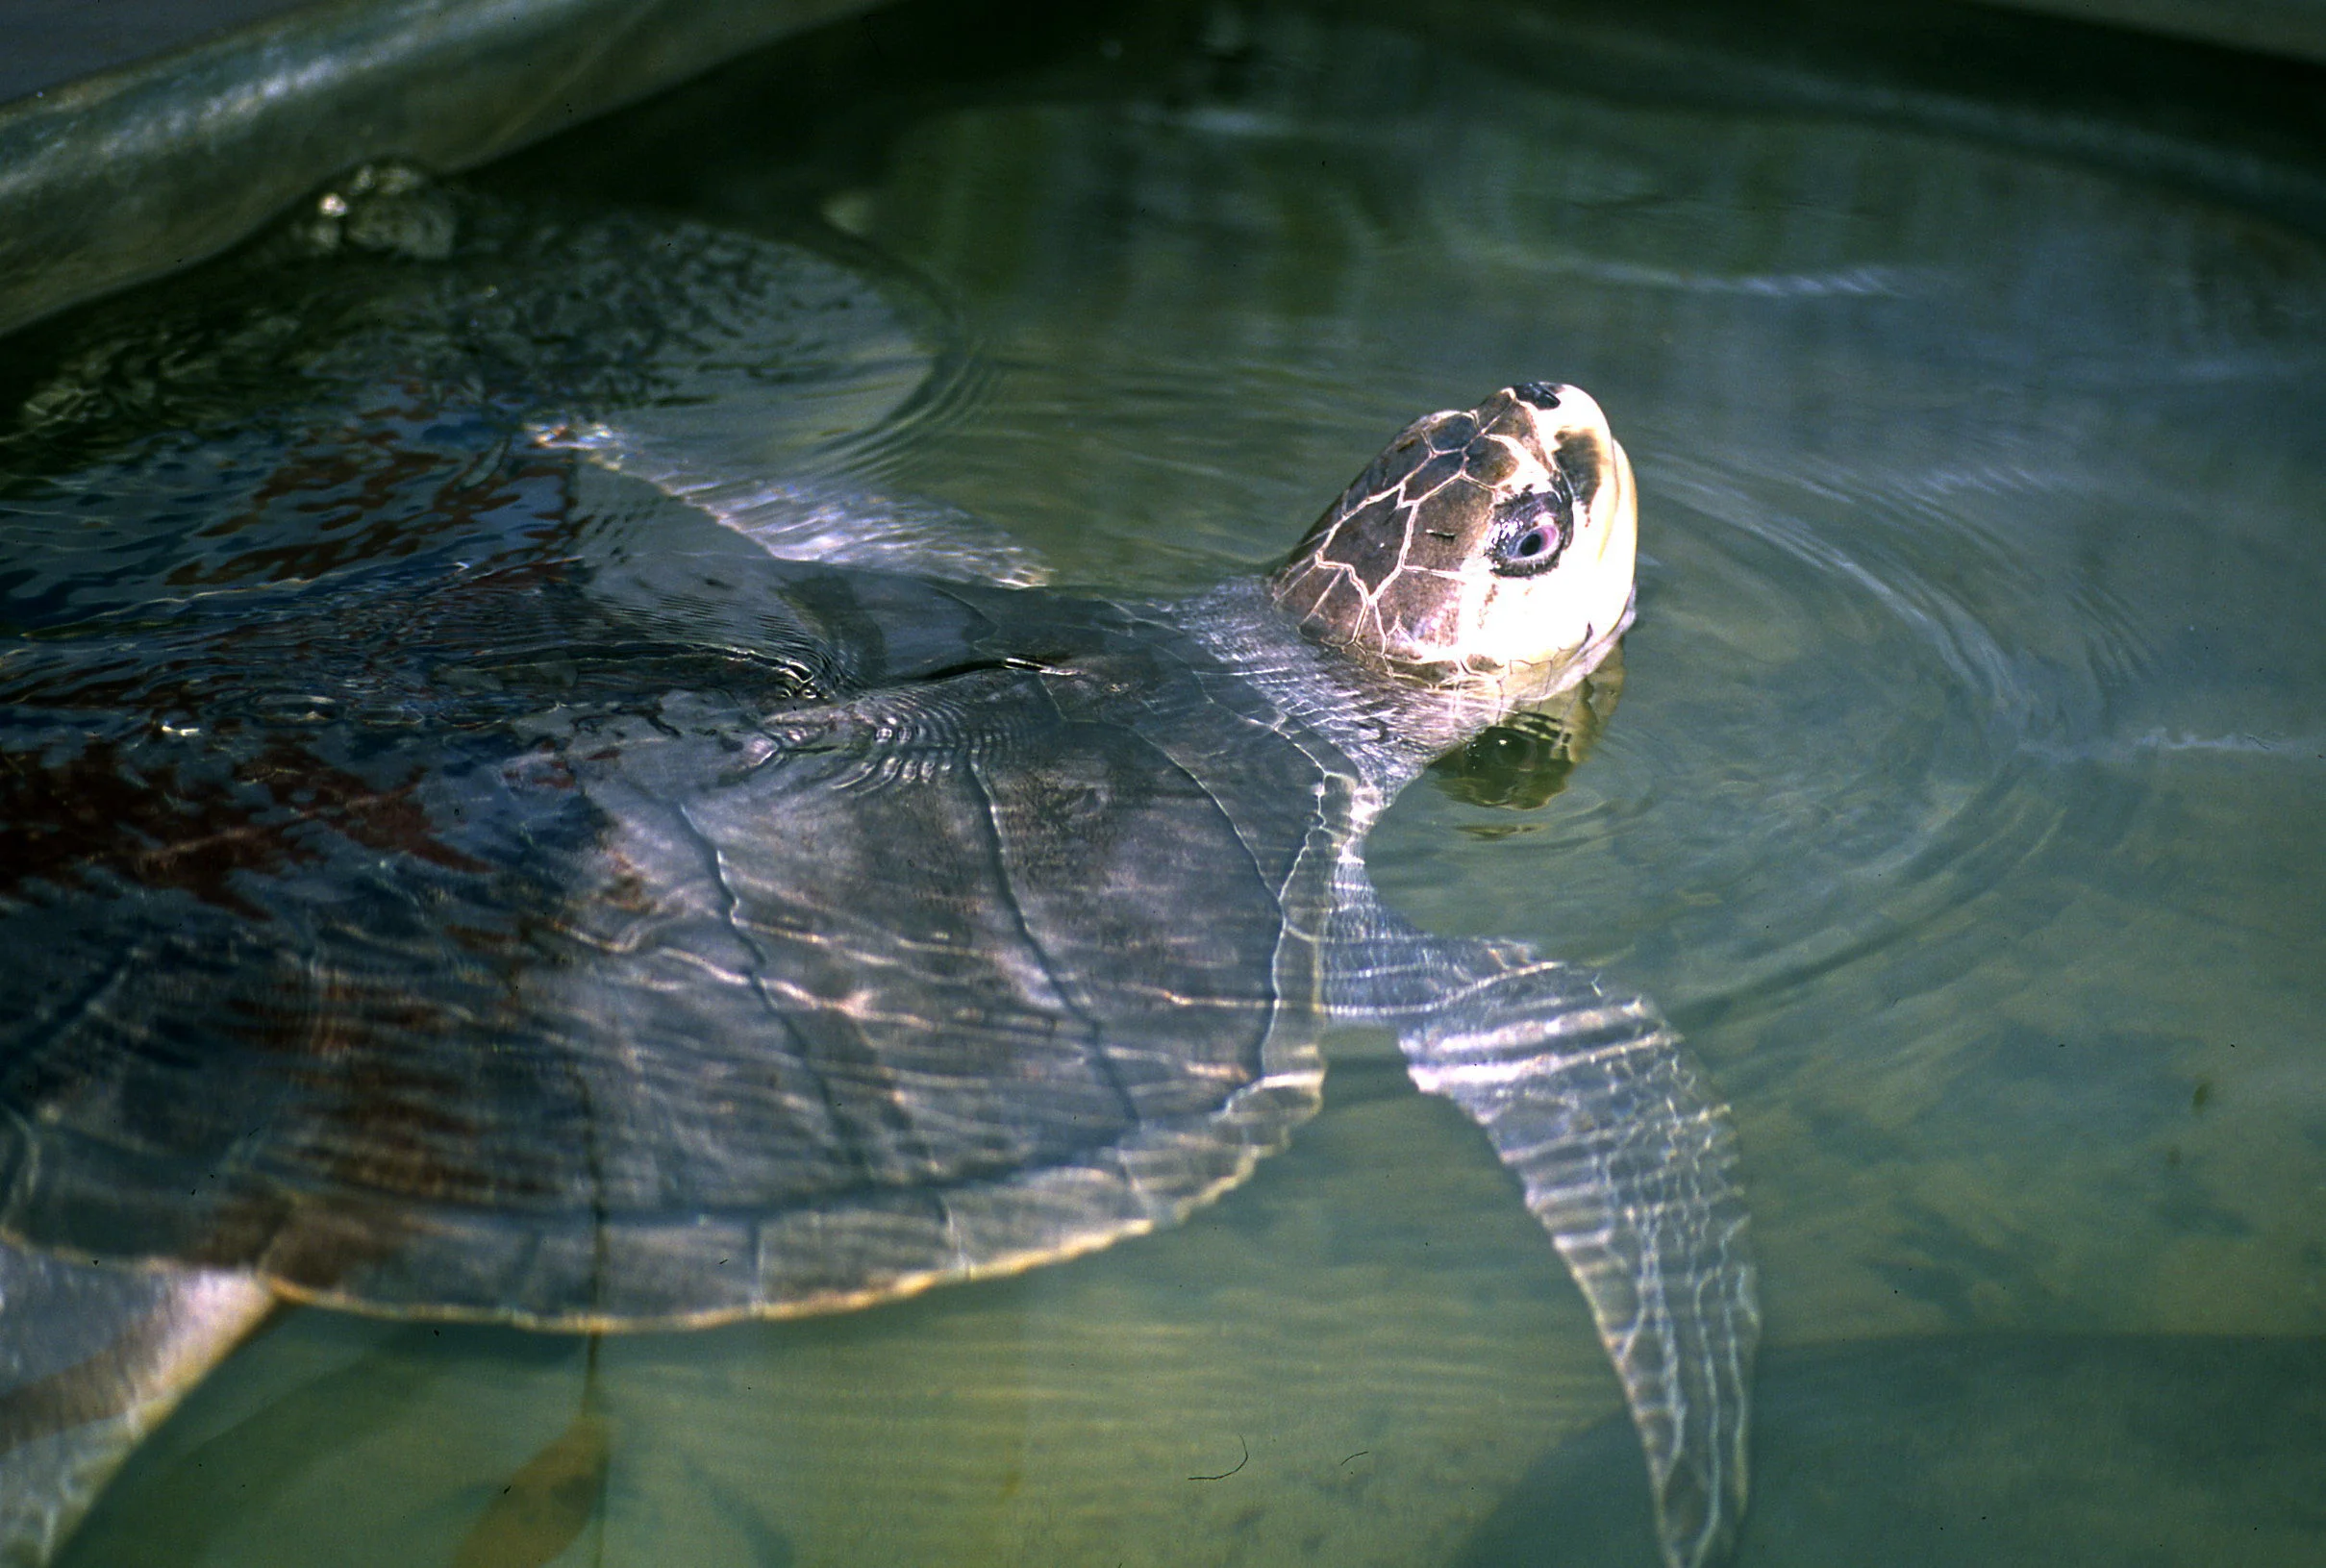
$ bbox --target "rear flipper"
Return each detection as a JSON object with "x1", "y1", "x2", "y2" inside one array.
[
  {"x1": 0, "y1": 1244, "x2": 273, "y2": 1564},
  {"x1": 1330, "y1": 900, "x2": 1756, "y2": 1568}
]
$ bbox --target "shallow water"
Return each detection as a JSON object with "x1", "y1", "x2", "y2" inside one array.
[{"x1": 7, "y1": 1, "x2": 2323, "y2": 1564}]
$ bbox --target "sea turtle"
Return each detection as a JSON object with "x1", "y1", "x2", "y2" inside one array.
[{"x1": 0, "y1": 186, "x2": 1753, "y2": 1568}]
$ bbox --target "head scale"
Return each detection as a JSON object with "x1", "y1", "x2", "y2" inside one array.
[{"x1": 1268, "y1": 383, "x2": 1637, "y2": 693}]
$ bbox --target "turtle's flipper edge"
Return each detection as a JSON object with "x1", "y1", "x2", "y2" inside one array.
[
  {"x1": 1401, "y1": 971, "x2": 1757, "y2": 1568},
  {"x1": 0, "y1": 1244, "x2": 274, "y2": 1564}
]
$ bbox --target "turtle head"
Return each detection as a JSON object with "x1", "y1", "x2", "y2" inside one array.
[{"x1": 1268, "y1": 383, "x2": 1637, "y2": 693}]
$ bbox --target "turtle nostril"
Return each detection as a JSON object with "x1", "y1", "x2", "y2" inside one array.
[{"x1": 1513, "y1": 382, "x2": 1563, "y2": 410}]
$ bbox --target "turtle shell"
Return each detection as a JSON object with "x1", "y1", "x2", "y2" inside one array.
[
  {"x1": 0, "y1": 491, "x2": 1341, "y2": 1327},
  {"x1": 0, "y1": 171, "x2": 1334, "y2": 1326}
]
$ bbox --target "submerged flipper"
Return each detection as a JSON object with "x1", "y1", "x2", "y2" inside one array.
[
  {"x1": 0, "y1": 1244, "x2": 274, "y2": 1564},
  {"x1": 1330, "y1": 891, "x2": 1756, "y2": 1568}
]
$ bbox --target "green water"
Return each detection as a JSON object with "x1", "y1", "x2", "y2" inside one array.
[{"x1": 13, "y1": 0, "x2": 2323, "y2": 1563}]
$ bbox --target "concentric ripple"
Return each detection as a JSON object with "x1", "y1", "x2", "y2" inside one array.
[
  {"x1": 830, "y1": 7, "x2": 2324, "y2": 1083},
  {"x1": 0, "y1": 165, "x2": 949, "y2": 637},
  {"x1": 1395, "y1": 441, "x2": 2159, "y2": 1033}
]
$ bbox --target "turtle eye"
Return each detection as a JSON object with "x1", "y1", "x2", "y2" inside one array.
[{"x1": 1490, "y1": 500, "x2": 1569, "y2": 577}]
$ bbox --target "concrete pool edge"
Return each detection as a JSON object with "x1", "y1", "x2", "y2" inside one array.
[
  {"x1": 0, "y1": 0, "x2": 890, "y2": 338},
  {"x1": 1973, "y1": 0, "x2": 2326, "y2": 65}
]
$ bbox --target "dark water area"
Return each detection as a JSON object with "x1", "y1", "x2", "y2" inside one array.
[{"x1": 2, "y1": 0, "x2": 2321, "y2": 1563}]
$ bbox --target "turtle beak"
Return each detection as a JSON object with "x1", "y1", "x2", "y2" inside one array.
[
  {"x1": 1596, "y1": 435, "x2": 1640, "y2": 640},
  {"x1": 1525, "y1": 383, "x2": 1637, "y2": 612},
  {"x1": 1586, "y1": 426, "x2": 1638, "y2": 645},
  {"x1": 1597, "y1": 431, "x2": 1638, "y2": 572}
]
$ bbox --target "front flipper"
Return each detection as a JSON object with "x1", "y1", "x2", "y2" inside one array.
[
  {"x1": 539, "y1": 421, "x2": 1052, "y2": 589},
  {"x1": 1331, "y1": 901, "x2": 1756, "y2": 1568}
]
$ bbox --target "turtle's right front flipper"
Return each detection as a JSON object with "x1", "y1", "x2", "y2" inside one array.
[
  {"x1": 1401, "y1": 968, "x2": 1755, "y2": 1568},
  {"x1": 1330, "y1": 895, "x2": 1756, "y2": 1568}
]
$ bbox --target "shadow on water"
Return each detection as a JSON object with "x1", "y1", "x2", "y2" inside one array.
[
  {"x1": 58, "y1": 1318, "x2": 585, "y2": 1565},
  {"x1": 1464, "y1": 1334, "x2": 2326, "y2": 1568}
]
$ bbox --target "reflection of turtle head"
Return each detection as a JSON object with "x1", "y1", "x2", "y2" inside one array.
[{"x1": 1268, "y1": 383, "x2": 1637, "y2": 692}]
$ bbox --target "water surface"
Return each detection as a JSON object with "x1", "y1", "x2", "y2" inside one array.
[{"x1": 7, "y1": 1, "x2": 2320, "y2": 1564}]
